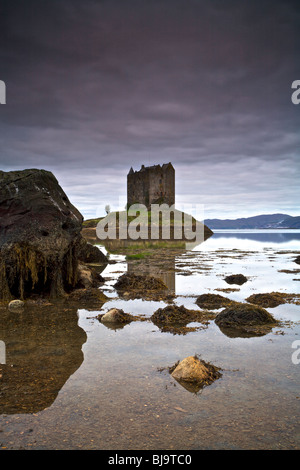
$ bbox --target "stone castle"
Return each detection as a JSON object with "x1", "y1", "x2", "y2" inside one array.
[{"x1": 127, "y1": 163, "x2": 175, "y2": 209}]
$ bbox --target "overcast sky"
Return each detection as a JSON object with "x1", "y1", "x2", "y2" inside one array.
[{"x1": 1, "y1": 0, "x2": 299, "y2": 219}]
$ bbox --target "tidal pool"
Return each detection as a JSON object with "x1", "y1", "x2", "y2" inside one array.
[{"x1": 0, "y1": 230, "x2": 299, "y2": 450}]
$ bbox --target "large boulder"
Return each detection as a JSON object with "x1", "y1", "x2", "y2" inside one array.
[{"x1": 0, "y1": 169, "x2": 106, "y2": 300}]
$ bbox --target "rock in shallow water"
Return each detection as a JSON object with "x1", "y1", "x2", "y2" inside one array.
[
  {"x1": 215, "y1": 302, "x2": 277, "y2": 327},
  {"x1": 170, "y1": 356, "x2": 222, "y2": 393},
  {"x1": 99, "y1": 308, "x2": 135, "y2": 324},
  {"x1": 224, "y1": 274, "x2": 248, "y2": 285}
]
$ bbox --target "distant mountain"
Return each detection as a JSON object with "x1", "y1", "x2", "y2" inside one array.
[
  {"x1": 204, "y1": 213, "x2": 300, "y2": 230},
  {"x1": 278, "y1": 216, "x2": 300, "y2": 229}
]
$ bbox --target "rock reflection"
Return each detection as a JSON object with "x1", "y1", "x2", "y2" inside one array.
[
  {"x1": 0, "y1": 304, "x2": 86, "y2": 414},
  {"x1": 216, "y1": 324, "x2": 274, "y2": 338}
]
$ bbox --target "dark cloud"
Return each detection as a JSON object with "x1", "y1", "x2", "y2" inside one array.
[{"x1": 0, "y1": 0, "x2": 299, "y2": 218}]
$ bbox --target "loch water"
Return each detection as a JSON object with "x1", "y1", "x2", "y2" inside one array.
[{"x1": 0, "y1": 230, "x2": 299, "y2": 450}]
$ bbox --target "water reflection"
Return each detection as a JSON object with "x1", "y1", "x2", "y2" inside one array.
[
  {"x1": 103, "y1": 239, "x2": 187, "y2": 297},
  {"x1": 215, "y1": 323, "x2": 274, "y2": 338},
  {"x1": 209, "y1": 230, "x2": 300, "y2": 244},
  {"x1": 0, "y1": 304, "x2": 86, "y2": 414}
]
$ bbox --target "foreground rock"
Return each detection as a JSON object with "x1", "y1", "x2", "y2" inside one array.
[
  {"x1": 0, "y1": 169, "x2": 107, "y2": 300},
  {"x1": 170, "y1": 356, "x2": 222, "y2": 393}
]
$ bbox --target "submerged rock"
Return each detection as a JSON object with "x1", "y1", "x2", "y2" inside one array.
[
  {"x1": 224, "y1": 274, "x2": 248, "y2": 285},
  {"x1": 0, "y1": 169, "x2": 107, "y2": 300},
  {"x1": 170, "y1": 356, "x2": 222, "y2": 393},
  {"x1": 67, "y1": 288, "x2": 108, "y2": 310}
]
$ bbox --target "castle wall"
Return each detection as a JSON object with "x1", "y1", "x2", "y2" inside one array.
[{"x1": 127, "y1": 163, "x2": 175, "y2": 209}]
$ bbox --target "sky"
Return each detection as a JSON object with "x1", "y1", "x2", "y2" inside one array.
[{"x1": 1, "y1": 0, "x2": 299, "y2": 220}]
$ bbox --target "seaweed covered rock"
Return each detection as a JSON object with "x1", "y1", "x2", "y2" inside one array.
[
  {"x1": 215, "y1": 302, "x2": 277, "y2": 328},
  {"x1": 151, "y1": 305, "x2": 198, "y2": 325},
  {"x1": 245, "y1": 292, "x2": 286, "y2": 308},
  {"x1": 195, "y1": 293, "x2": 233, "y2": 309},
  {"x1": 114, "y1": 272, "x2": 167, "y2": 298},
  {"x1": 224, "y1": 274, "x2": 248, "y2": 285},
  {"x1": 150, "y1": 305, "x2": 214, "y2": 335},
  {"x1": 0, "y1": 169, "x2": 107, "y2": 300}
]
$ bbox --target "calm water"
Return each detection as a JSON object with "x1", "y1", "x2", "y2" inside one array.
[{"x1": 0, "y1": 230, "x2": 299, "y2": 450}]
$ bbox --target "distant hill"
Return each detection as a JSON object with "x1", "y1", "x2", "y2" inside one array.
[
  {"x1": 278, "y1": 216, "x2": 300, "y2": 229},
  {"x1": 204, "y1": 213, "x2": 300, "y2": 230}
]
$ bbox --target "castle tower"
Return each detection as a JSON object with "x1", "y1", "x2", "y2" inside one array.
[{"x1": 127, "y1": 163, "x2": 175, "y2": 209}]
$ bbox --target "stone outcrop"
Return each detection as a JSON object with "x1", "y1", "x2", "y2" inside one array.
[{"x1": 0, "y1": 169, "x2": 107, "y2": 300}]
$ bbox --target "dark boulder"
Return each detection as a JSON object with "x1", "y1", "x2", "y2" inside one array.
[
  {"x1": 224, "y1": 274, "x2": 248, "y2": 285},
  {"x1": 77, "y1": 237, "x2": 107, "y2": 265},
  {"x1": 0, "y1": 169, "x2": 107, "y2": 300}
]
